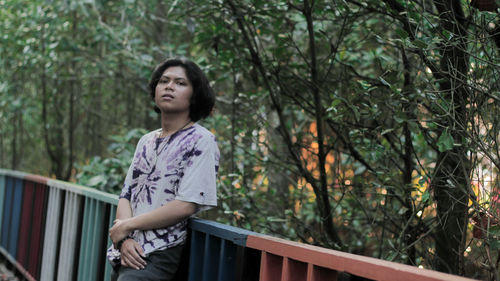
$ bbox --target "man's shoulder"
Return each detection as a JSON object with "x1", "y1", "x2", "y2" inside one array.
[
  {"x1": 141, "y1": 129, "x2": 161, "y2": 140},
  {"x1": 133, "y1": 129, "x2": 160, "y2": 147},
  {"x1": 192, "y1": 124, "x2": 217, "y2": 142}
]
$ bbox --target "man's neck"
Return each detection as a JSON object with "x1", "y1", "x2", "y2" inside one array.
[{"x1": 160, "y1": 112, "x2": 192, "y2": 137}]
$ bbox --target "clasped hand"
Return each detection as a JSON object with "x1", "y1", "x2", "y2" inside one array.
[
  {"x1": 109, "y1": 219, "x2": 146, "y2": 270},
  {"x1": 109, "y1": 218, "x2": 131, "y2": 246}
]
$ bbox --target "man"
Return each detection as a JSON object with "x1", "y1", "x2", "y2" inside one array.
[{"x1": 108, "y1": 58, "x2": 219, "y2": 281}]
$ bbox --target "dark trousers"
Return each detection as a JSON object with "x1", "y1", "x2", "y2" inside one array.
[{"x1": 111, "y1": 244, "x2": 184, "y2": 281}]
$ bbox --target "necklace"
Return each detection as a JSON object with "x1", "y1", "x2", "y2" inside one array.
[
  {"x1": 158, "y1": 120, "x2": 192, "y2": 139},
  {"x1": 154, "y1": 120, "x2": 193, "y2": 164}
]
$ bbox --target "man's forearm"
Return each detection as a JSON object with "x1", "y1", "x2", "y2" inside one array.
[
  {"x1": 126, "y1": 200, "x2": 196, "y2": 232},
  {"x1": 116, "y1": 198, "x2": 133, "y2": 220}
]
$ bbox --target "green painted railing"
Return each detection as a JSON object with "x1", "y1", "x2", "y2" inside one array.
[{"x1": 0, "y1": 169, "x2": 478, "y2": 281}]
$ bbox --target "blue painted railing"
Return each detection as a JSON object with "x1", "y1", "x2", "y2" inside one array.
[{"x1": 0, "y1": 169, "x2": 477, "y2": 281}]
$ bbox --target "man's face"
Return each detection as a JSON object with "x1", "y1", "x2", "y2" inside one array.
[{"x1": 155, "y1": 66, "x2": 193, "y2": 115}]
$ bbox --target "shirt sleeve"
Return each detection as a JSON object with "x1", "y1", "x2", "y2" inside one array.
[
  {"x1": 175, "y1": 134, "x2": 219, "y2": 211},
  {"x1": 119, "y1": 135, "x2": 146, "y2": 200},
  {"x1": 119, "y1": 162, "x2": 134, "y2": 200}
]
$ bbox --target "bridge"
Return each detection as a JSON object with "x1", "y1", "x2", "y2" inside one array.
[{"x1": 0, "y1": 169, "x2": 476, "y2": 281}]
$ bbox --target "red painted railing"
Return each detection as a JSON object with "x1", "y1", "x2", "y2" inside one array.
[{"x1": 247, "y1": 235, "x2": 474, "y2": 281}]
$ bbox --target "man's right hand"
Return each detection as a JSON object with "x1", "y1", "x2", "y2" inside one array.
[{"x1": 120, "y1": 239, "x2": 147, "y2": 270}]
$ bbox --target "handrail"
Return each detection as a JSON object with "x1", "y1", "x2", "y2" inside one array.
[{"x1": 0, "y1": 169, "x2": 478, "y2": 281}]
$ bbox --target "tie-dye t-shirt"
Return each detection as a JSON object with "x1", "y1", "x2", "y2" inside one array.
[{"x1": 107, "y1": 123, "x2": 219, "y2": 265}]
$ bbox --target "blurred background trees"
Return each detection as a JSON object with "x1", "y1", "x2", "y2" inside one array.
[{"x1": 1, "y1": 0, "x2": 499, "y2": 279}]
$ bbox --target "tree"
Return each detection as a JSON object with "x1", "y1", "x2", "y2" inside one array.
[{"x1": 190, "y1": 0, "x2": 500, "y2": 277}]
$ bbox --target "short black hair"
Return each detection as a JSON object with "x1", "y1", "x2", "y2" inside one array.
[{"x1": 148, "y1": 58, "x2": 215, "y2": 122}]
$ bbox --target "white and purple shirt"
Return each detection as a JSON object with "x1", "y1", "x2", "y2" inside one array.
[{"x1": 107, "y1": 123, "x2": 219, "y2": 265}]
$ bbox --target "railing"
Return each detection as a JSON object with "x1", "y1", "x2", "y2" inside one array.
[
  {"x1": 0, "y1": 169, "x2": 476, "y2": 281},
  {"x1": 0, "y1": 169, "x2": 118, "y2": 281}
]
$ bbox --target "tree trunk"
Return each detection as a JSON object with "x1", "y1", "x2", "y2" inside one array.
[
  {"x1": 303, "y1": 0, "x2": 341, "y2": 248},
  {"x1": 40, "y1": 17, "x2": 67, "y2": 180},
  {"x1": 431, "y1": 0, "x2": 471, "y2": 274},
  {"x1": 401, "y1": 47, "x2": 417, "y2": 265},
  {"x1": 18, "y1": 111, "x2": 23, "y2": 170},
  {"x1": 11, "y1": 113, "x2": 17, "y2": 170}
]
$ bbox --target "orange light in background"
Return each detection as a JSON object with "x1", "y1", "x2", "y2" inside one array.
[
  {"x1": 311, "y1": 142, "x2": 319, "y2": 153},
  {"x1": 326, "y1": 153, "x2": 335, "y2": 164},
  {"x1": 295, "y1": 200, "x2": 302, "y2": 213},
  {"x1": 309, "y1": 122, "x2": 317, "y2": 136}
]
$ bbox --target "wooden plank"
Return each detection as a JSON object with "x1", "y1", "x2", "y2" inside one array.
[
  {"x1": 0, "y1": 176, "x2": 12, "y2": 250},
  {"x1": 24, "y1": 174, "x2": 48, "y2": 185},
  {"x1": 90, "y1": 199, "x2": 105, "y2": 281},
  {"x1": 16, "y1": 180, "x2": 35, "y2": 268},
  {"x1": 103, "y1": 205, "x2": 116, "y2": 281},
  {"x1": 40, "y1": 187, "x2": 63, "y2": 281},
  {"x1": 281, "y1": 257, "x2": 290, "y2": 281},
  {"x1": 77, "y1": 197, "x2": 92, "y2": 281},
  {"x1": 0, "y1": 170, "x2": 26, "y2": 180},
  {"x1": 259, "y1": 252, "x2": 283, "y2": 281},
  {"x1": 57, "y1": 191, "x2": 73, "y2": 280},
  {"x1": 48, "y1": 178, "x2": 119, "y2": 205},
  {"x1": 202, "y1": 234, "x2": 221, "y2": 281},
  {"x1": 0, "y1": 175, "x2": 5, "y2": 238},
  {"x1": 217, "y1": 239, "x2": 237, "y2": 281},
  {"x1": 189, "y1": 219, "x2": 256, "y2": 247},
  {"x1": 28, "y1": 182, "x2": 49, "y2": 280},
  {"x1": 282, "y1": 258, "x2": 307, "y2": 281},
  {"x1": 307, "y1": 264, "x2": 314, "y2": 281},
  {"x1": 8, "y1": 178, "x2": 24, "y2": 258},
  {"x1": 235, "y1": 246, "x2": 261, "y2": 281},
  {"x1": 56, "y1": 191, "x2": 82, "y2": 281},
  {"x1": 307, "y1": 264, "x2": 337, "y2": 281},
  {"x1": 247, "y1": 235, "x2": 476, "y2": 281},
  {"x1": 188, "y1": 230, "x2": 205, "y2": 281}
]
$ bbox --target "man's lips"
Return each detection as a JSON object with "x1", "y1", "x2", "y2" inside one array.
[{"x1": 161, "y1": 93, "x2": 174, "y2": 99}]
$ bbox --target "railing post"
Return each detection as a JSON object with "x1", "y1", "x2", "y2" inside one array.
[
  {"x1": 56, "y1": 191, "x2": 82, "y2": 281},
  {"x1": 8, "y1": 178, "x2": 23, "y2": 259},
  {"x1": 0, "y1": 174, "x2": 6, "y2": 247},
  {"x1": 104, "y1": 205, "x2": 117, "y2": 281},
  {"x1": 188, "y1": 230, "x2": 205, "y2": 281},
  {"x1": 216, "y1": 239, "x2": 237, "y2": 281},
  {"x1": 28, "y1": 181, "x2": 49, "y2": 280},
  {"x1": 16, "y1": 180, "x2": 35, "y2": 270},
  {"x1": 77, "y1": 197, "x2": 107, "y2": 281},
  {"x1": 40, "y1": 187, "x2": 63, "y2": 281}
]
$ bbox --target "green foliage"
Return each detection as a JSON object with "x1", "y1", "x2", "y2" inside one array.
[
  {"x1": 437, "y1": 130, "x2": 454, "y2": 152},
  {"x1": 188, "y1": 0, "x2": 500, "y2": 277},
  {"x1": 76, "y1": 128, "x2": 147, "y2": 193}
]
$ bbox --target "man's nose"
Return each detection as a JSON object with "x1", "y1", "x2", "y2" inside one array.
[{"x1": 164, "y1": 80, "x2": 175, "y2": 89}]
